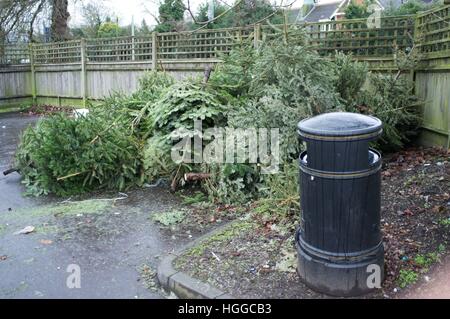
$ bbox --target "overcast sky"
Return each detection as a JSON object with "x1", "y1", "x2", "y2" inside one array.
[
  {"x1": 69, "y1": 0, "x2": 303, "y2": 27},
  {"x1": 70, "y1": 0, "x2": 220, "y2": 27}
]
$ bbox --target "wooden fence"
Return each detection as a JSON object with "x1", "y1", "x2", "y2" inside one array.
[
  {"x1": 0, "y1": 16, "x2": 417, "y2": 65},
  {"x1": 0, "y1": 5, "x2": 449, "y2": 147}
]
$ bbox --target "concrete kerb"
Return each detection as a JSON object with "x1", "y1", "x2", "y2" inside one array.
[{"x1": 157, "y1": 221, "x2": 239, "y2": 299}]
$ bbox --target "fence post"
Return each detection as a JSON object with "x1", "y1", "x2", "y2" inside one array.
[
  {"x1": 152, "y1": 32, "x2": 158, "y2": 70},
  {"x1": 254, "y1": 24, "x2": 261, "y2": 49},
  {"x1": 132, "y1": 35, "x2": 136, "y2": 61},
  {"x1": 29, "y1": 43, "x2": 37, "y2": 105},
  {"x1": 80, "y1": 39, "x2": 87, "y2": 107},
  {"x1": 411, "y1": 14, "x2": 422, "y2": 84}
]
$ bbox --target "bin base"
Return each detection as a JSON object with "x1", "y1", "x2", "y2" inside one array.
[{"x1": 296, "y1": 229, "x2": 384, "y2": 297}]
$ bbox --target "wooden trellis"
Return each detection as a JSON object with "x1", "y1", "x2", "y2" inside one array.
[{"x1": 1, "y1": 7, "x2": 447, "y2": 66}]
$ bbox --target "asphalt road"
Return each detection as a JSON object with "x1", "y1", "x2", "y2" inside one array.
[{"x1": 0, "y1": 112, "x2": 184, "y2": 299}]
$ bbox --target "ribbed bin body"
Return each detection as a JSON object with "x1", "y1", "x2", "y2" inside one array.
[{"x1": 296, "y1": 112, "x2": 384, "y2": 297}]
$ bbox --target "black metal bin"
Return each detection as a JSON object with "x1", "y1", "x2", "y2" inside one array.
[{"x1": 296, "y1": 112, "x2": 384, "y2": 297}]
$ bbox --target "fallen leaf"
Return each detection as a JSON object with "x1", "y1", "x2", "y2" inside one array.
[
  {"x1": 403, "y1": 209, "x2": 414, "y2": 216},
  {"x1": 231, "y1": 251, "x2": 241, "y2": 257},
  {"x1": 14, "y1": 226, "x2": 35, "y2": 235},
  {"x1": 39, "y1": 239, "x2": 53, "y2": 245},
  {"x1": 431, "y1": 205, "x2": 445, "y2": 214}
]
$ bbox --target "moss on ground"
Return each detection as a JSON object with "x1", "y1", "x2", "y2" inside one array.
[
  {"x1": 35, "y1": 224, "x2": 59, "y2": 235},
  {"x1": 151, "y1": 209, "x2": 186, "y2": 226},
  {"x1": 4, "y1": 199, "x2": 112, "y2": 222},
  {"x1": 0, "y1": 223, "x2": 6, "y2": 236},
  {"x1": 176, "y1": 219, "x2": 254, "y2": 265}
]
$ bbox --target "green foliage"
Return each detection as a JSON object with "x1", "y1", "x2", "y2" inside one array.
[
  {"x1": 98, "y1": 71, "x2": 175, "y2": 136},
  {"x1": 139, "y1": 19, "x2": 151, "y2": 35},
  {"x1": 352, "y1": 73, "x2": 420, "y2": 149},
  {"x1": 440, "y1": 217, "x2": 450, "y2": 226},
  {"x1": 202, "y1": 163, "x2": 259, "y2": 204},
  {"x1": 228, "y1": 88, "x2": 307, "y2": 161},
  {"x1": 138, "y1": 71, "x2": 175, "y2": 92},
  {"x1": 344, "y1": 0, "x2": 374, "y2": 20},
  {"x1": 97, "y1": 21, "x2": 120, "y2": 38},
  {"x1": 139, "y1": 79, "x2": 231, "y2": 182},
  {"x1": 254, "y1": 161, "x2": 300, "y2": 222},
  {"x1": 206, "y1": 27, "x2": 420, "y2": 206},
  {"x1": 15, "y1": 25, "x2": 421, "y2": 206},
  {"x1": 150, "y1": 81, "x2": 229, "y2": 133},
  {"x1": 398, "y1": 269, "x2": 418, "y2": 288},
  {"x1": 209, "y1": 43, "x2": 256, "y2": 97},
  {"x1": 132, "y1": 71, "x2": 175, "y2": 110},
  {"x1": 152, "y1": 209, "x2": 186, "y2": 226},
  {"x1": 155, "y1": 0, "x2": 186, "y2": 32},
  {"x1": 181, "y1": 191, "x2": 207, "y2": 204},
  {"x1": 232, "y1": 0, "x2": 283, "y2": 27},
  {"x1": 249, "y1": 41, "x2": 341, "y2": 115},
  {"x1": 414, "y1": 252, "x2": 439, "y2": 268},
  {"x1": 143, "y1": 134, "x2": 176, "y2": 181},
  {"x1": 189, "y1": 0, "x2": 284, "y2": 30},
  {"x1": 194, "y1": 1, "x2": 231, "y2": 29},
  {"x1": 383, "y1": 0, "x2": 442, "y2": 16},
  {"x1": 333, "y1": 52, "x2": 368, "y2": 105},
  {"x1": 16, "y1": 111, "x2": 142, "y2": 196}
]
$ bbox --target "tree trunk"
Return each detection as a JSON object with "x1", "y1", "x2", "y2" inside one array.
[{"x1": 51, "y1": 0, "x2": 70, "y2": 41}]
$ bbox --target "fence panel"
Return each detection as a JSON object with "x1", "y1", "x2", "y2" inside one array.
[
  {"x1": 0, "y1": 44, "x2": 30, "y2": 65},
  {"x1": 302, "y1": 16, "x2": 414, "y2": 56},
  {"x1": 33, "y1": 40, "x2": 81, "y2": 64},
  {"x1": 157, "y1": 27, "x2": 254, "y2": 60},
  {"x1": 0, "y1": 7, "x2": 449, "y2": 65},
  {"x1": 86, "y1": 36, "x2": 153, "y2": 62},
  {"x1": 416, "y1": 5, "x2": 450, "y2": 55}
]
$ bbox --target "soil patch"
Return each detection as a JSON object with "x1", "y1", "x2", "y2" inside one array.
[{"x1": 174, "y1": 147, "x2": 450, "y2": 298}]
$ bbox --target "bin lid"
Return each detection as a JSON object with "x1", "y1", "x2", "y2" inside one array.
[{"x1": 297, "y1": 112, "x2": 382, "y2": 139}]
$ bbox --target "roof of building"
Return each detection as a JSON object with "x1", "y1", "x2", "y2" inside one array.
[{"x1": 303, "y1": 1, "x2": 342, "y2": 22}]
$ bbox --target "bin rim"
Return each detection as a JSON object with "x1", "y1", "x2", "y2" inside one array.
[
  {"x1": 297, "y1": 112, "x2": 382, "y2": 140},
  {"x1": 298, "y1": 149, "x2": 382, "y2": 179}
]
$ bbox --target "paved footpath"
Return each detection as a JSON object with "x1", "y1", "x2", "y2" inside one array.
[
  {"x1": 401, "y1": 255, "x2": 450, "y2": 299},
  {"x1": 0, "y1": 112, "x2": 190, "y2": 299}
]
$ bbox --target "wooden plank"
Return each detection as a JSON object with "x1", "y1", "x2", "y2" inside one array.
[
  {"x1": 152, "y1": 32, "x2": 157, "y2": 70},
  {"x1": 81, "y1": 39, "x2": 87, "y2": 107},
  {"x1": 29, "y1": 44, "x2": 36, "y2": 104}
]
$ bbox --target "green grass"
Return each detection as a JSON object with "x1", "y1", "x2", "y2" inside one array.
[
  {"x1": 0, "y1": 101, "x2": 32, "y2": 114},
  {"x1": 182, "y1": 220, "x2": 253, "y2": 258},
  {"x1": 0, "y1": 224, "x2": 6, "y2": 236},
  {"x1": 35, "y1": 224, "x2": 59, "y2": 235},
  {"x1": 181, "y1": 191, "x2": 207, "y2": 205},
  {"x1": 1, "y1": 200, "x2": 113, "y2": 224},
  {"x1": 398, "y1": 269, "x2": 419, "y2": 288},
  {"x1": 151, "y1": 209, "x2": 186, "y2": 226},
  {"x1": 439, "y1": 218, "x2": 450, "y2": 227},
  {"x1": 414, "y1": 252, "x2": 439, "y2": 268}
]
